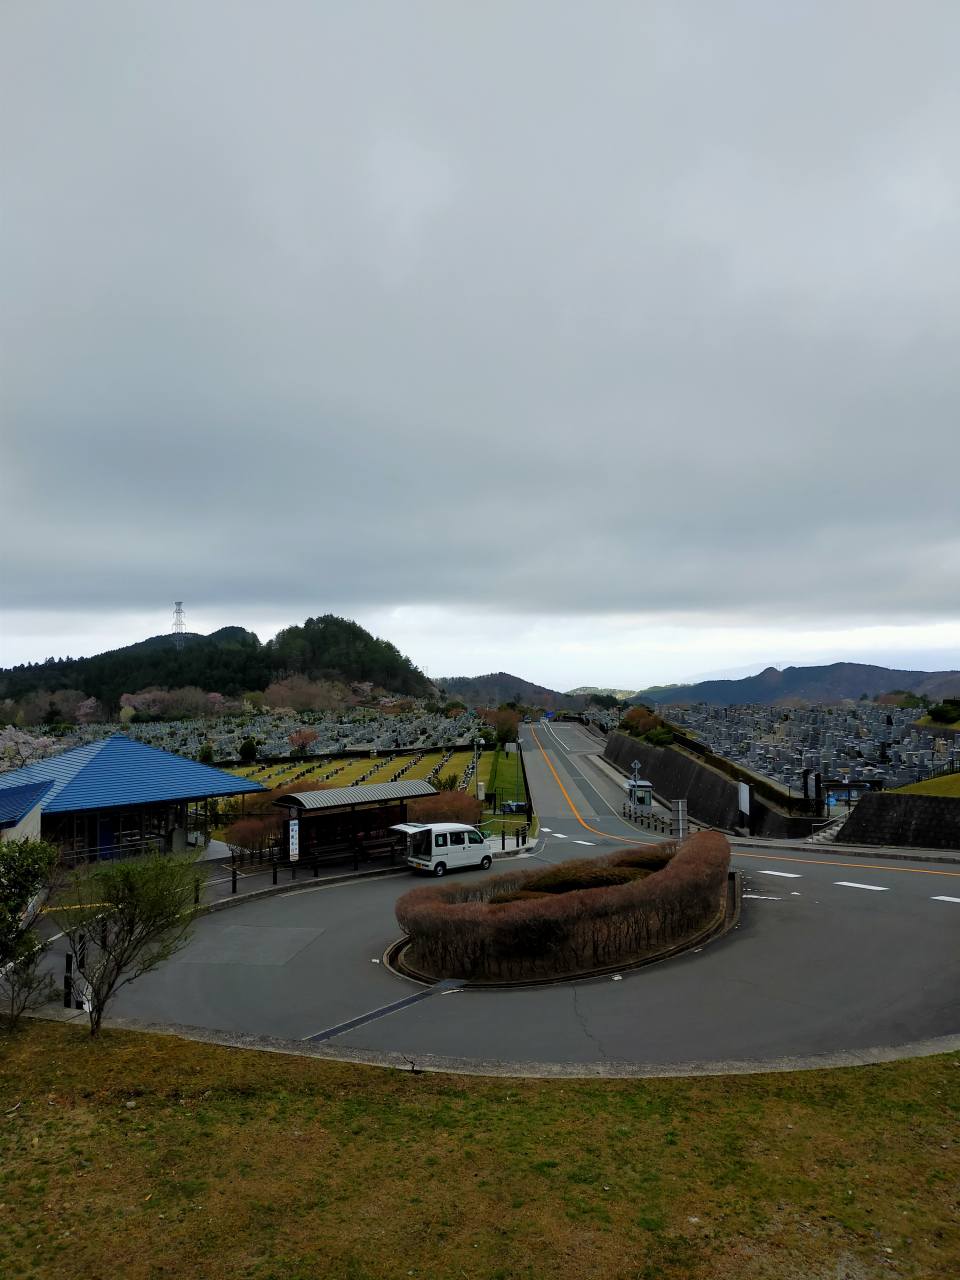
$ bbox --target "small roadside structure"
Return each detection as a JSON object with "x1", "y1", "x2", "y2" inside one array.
[
  {"x1": 273, "y1": 779, "x2": 437, "y2": 868},
  {"x1": 0, "y1": 734, "x2": 263, "y2": 863},
  {"x1": 0, "y1": 781, "x2": 54, "y2": 843}
]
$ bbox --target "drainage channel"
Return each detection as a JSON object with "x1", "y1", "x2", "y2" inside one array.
[{"x1": 303, "y1": 978, "x2": 464, "y2": 1044}]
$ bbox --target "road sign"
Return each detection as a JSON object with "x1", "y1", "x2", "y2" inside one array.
[{"x1": 289, "y1": 818, "x2": 300, "y2": 862}]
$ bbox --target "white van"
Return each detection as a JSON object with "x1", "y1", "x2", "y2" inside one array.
[{"x1": 391, "y1": 822, "x2": 493, "y2": 877}]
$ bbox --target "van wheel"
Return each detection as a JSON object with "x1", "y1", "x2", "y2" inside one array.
[
  {"x1": 433, "y1": 862, "x2": 447, "y2": 877},
  {"x1": 480, "y1": 855, "x2": 492, "y2": 870}
]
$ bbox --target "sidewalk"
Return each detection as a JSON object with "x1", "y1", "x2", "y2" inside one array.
[{"x1": 193, "y1": 835, "x2": 540, "y2": 914}]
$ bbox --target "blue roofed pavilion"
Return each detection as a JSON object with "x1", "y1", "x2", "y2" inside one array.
[{"x1": 0, "y1": 735, "x2": 262, "y2": 861}]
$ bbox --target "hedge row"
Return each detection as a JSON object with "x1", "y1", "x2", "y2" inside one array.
[{"x1": 395, "y1": 831, "x2": 730, "y2": 982}]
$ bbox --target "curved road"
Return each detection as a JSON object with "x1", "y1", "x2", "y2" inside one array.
[{"x1": 88, "y1": 720, "x2": 960, "y2": 1075}]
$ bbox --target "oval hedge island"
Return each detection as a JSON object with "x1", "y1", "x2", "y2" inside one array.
[{"x1": 394, "y1": 830, "x2": 733, "y2": 983}]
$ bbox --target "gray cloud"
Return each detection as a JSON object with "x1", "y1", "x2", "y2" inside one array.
[{"x1": 3, "y1": 1, "x2": 959, "y2": 636}]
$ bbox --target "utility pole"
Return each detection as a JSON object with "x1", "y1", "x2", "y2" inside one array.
[{"x1": 173, "y1": 601, "x2": 185, "y2": 653}]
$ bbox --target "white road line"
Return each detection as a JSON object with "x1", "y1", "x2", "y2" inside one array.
[
  {"x1": 931, "y1": 895, "x2": 960, "y2": 904},
  {"x1": 744, "y1": 893, "x2": 782, "y2": 900},
  {"x1": 552, "y1": 833, "x2": 568, "y2": 839},
  {"x1": 572, "y1": 839, "x2": 595, "y2": 846},
  {"x1": 834, "y1": 881, "x2": 889, "y2": 892},
  {"x1": 540, "y1": 827, "x2": 552, "y2": 833},
  {"x1": 757, "y1": 870, "x2": 801, "y2": 879}
]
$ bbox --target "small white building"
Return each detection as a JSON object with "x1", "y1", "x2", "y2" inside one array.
[{"x1": 0, "y1": 780, "x2": 52, "y2": 843}]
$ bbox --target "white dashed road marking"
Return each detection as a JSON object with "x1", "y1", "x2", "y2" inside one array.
[
  {"x1": 552, "y1": 833, "x2": 568, "y2": 839},
  {"x1": 540, "y1": 827, "x2": 552, "y2": 833},
  {"x1": 757, "y1": 870, "x2": 801, "y2": 878},
  {"x1": 932, "y1": 896, "x2": 960, "y2": 904},
  {"x1": 572, "y1": 839, "x2": 595, "y2": 846},
  {"x1": 834, "y1": 881, "x2": 889, "y2": 892},
  {"x1": 744, "y1": 893, "x2": 782, "y2": 900}
]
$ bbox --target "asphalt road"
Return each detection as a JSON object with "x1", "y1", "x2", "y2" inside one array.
[{"x1": 61, "y1": 720, "x2": 960, "y2": 1075}]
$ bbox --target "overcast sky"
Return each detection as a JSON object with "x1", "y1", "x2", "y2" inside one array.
[{"x1": 3, "y1": 2, "x2": 959, "y2": 690}]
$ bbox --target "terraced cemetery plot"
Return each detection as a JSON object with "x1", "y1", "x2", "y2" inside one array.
[{"x1": 229, "y1": 749, "x2": 483, "y2": 792}]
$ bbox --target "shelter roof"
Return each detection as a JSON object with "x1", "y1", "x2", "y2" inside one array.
[
  {"x1": 0, "y1": 735, "x2": 263, "y2": 814},
  {"x1": 0, "y1": 780, "x2": 54, "y2": 827},
  {"x1": 276, "y1": 779, "x2": 436, "y2": 811}
]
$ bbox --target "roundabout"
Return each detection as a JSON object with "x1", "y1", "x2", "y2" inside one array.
[{"x1": 69, "y1": 721, "x2": 960, "y2": 1077}]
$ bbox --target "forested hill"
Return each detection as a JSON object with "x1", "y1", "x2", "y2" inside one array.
[
  {"x1": 0, "y1": 615, "x2": 431, "y2": 710},
  {"x1": 631, "y1": 662, "x2": 960, "y2": 707},
  {"x1": 440, "y1": 672, "x2": 587, "y2": 710}
]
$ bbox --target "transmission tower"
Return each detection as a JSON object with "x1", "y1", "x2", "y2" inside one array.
[{"x1": 173, "y1": 601, "x2": 185, "y2": 653}]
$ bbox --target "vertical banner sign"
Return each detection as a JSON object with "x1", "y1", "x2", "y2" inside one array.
[
  {"x1": 289, "y1": 818, "x2": 300, "y2": 862},
  {"x1": 670, "y1": 799, "x2": 688, "y2": 840},
  {"x1": 738, "y1": 782, "x2": 751, "y2": 816}
]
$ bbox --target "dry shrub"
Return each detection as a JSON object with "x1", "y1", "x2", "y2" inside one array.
[
  {"x1": 396, "y1": 831, "x2": 730, "y2": 981},
  {"x1": 224, "y1": 815, "x2": 282, "y2": 855},
  {"x1": 408, "y1": 792, "x2": 482, "y2": 825},
  {"x1": 605, "y1": 845, "x2": 676, "y2": 873},
  {"x1": 488, "y1": 889, "x2": 550, "y2": 905},
  {"x1": 525, "y1": 861, "x2": 642, "y2": 894}
]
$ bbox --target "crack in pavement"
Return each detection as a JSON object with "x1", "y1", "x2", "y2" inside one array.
[{"x1": 570, "y1": 984, "x2": 609, "y2": 1061}]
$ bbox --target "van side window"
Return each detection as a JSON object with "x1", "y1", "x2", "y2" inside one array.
[
  {"x1": 468, "y1": 831, "x2": 484, "y2": 845},
  {"x1": 434, "y1": 833, "x2": 448, "y2": 848},
  {"x1": 449, "y1": 831, "x2": 465, "y2": 846}
]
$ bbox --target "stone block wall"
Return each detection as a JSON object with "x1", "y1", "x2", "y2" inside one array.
[{"x1": 837, "y1": 793, "x2": 960, "y2": 850}]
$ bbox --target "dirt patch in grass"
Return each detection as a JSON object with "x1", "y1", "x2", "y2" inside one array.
[{"x1": 1, "y1": 1023, "x2": 958, "y2": 1279}]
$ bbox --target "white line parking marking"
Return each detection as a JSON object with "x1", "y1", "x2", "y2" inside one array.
[
  {"x1": 834, "y1": 881, "x2": 889, "y2": 892},
  {"x1": 932, "y1": 895, "x2": 960, "y2": 904},
  {"x1": 757, "y1": 870, "x2": 801, "y2": 878}
]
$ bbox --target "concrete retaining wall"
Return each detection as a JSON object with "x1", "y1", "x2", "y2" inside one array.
[
  {"x1": 603, "y1": 731, "x2": 814, "y2": 838},
  {"x1": 837, "y1": 793, "x2": 960, "y2": 850}
]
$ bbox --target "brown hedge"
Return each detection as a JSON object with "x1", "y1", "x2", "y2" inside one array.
[{"x1": 395, "y1": 831, "x2": 730, "y2": 981}]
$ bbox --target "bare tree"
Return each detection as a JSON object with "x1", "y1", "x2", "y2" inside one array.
[
  {"x1": 1, "y1": 933, "x2": 56, "y2": 1033},
  {"x1": 50, "y1": 854, "x2": 197, "y2": 1036},
  {"x1": 0, "y1": 838, "x2": 58, "y2": 1032}
]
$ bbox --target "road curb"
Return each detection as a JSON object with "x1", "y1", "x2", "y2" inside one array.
[
  {"x1": 731, "y1": 839, "x2": 960, "y2": 865},
  {"x1": 199, "y1": 863, "x2": 410, "y2": 914},
  {"x1": 32, "y1": 1012, "x2": 960, "y2": 1080}
]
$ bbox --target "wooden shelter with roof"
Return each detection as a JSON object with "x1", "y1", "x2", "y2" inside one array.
[{"x1": 273, "y1": 779, "x2": 437, "y2": 868}]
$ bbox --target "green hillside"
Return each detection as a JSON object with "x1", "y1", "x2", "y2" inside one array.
[
  {"x1": 895, "y1": 773, "x2": 960, "y2": 798},
  {"x1": 0, "y1": 614, "x2": 431, "y2": 710}
]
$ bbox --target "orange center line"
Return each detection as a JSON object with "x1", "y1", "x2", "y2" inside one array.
[
  {"x1": 529, "y1": 726, "x2": 653, "y2": 846},
  {"x1": 734, "y1": 850, "x2": 960, "y2": 878}
]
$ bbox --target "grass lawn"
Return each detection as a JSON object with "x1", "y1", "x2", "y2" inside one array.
[
  {"x1": 1, "y1": 1024, "x2": 957, "y2": 1280},
  {"x1": 895, "y1": 773, "x2": 960, "y2": 798}
]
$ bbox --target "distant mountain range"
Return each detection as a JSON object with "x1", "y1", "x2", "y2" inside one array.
[
  {"x1": 631, "y1": 662, "x2": 960, "y2": 707},
  {"x1": 439, "y1": 672, "x2": 588, "y2": 710}
]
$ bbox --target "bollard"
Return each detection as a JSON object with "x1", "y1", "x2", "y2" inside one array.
[
  {"x1": 501, "y1": 828, "x2": 506, "y2": 851},
  {"x1": 231, "y1": 863, "x2": 238, "y2": 894},
  {"x1": 272, "y1": 860, "x2": 278, "y2": 886},
  {"x1": 291, "y1": 860, "x2": 297, "y2": 880},
  {"x1": 63, "y1": 953, "x2": 73, "y2": 1009},
  {"x1": 515, "y1": 828, "x2": 520, "y2": 848},
  {"x1": 194, "y1": 876, "x2": 200, "y2": 907}
]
